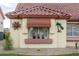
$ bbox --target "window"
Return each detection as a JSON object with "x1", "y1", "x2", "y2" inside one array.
[
  {"x1": 28, "y1": 27, "x2": 49, "y2": 39},
  {"x1": 67, "y1": 23, "x2": 79, "y2": 36}
]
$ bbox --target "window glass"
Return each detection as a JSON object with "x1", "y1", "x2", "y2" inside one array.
[
  {"x1": 29, "y1": 27, "x2": 49, "y2": 39},
  {"x1": 67, "y1": 23, "x2": 79, "y2": 36}
]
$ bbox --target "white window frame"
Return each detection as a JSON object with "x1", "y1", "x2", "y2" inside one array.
[
  {"x1": 67, "y1": 22, "x2": 79, "y2": 37},
  {"x1": 28, "y1": 27, "x2": 49, "y2": 39}
]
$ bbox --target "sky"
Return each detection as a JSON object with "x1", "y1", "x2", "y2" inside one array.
[
  {"x1": 0, "y1": 3, "x2": 17, "y2": 13},
  {"x1": 0, "y1": 3, "x2": 17, "y2": 28}
]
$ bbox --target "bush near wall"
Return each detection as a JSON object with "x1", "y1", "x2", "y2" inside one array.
[
  {"x1": 3, "y1": 32, "x2": 5, "y2": 39},
  {"x1": 3, "y1": 32, "x2": 13, "y2": 50}
]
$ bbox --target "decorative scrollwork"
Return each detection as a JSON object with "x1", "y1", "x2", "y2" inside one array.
[{"x1": 12, "y1": 22, "x2": 21, "y2": 30}]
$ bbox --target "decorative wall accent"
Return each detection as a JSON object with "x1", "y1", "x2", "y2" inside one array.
[
  {"x1": 56, "y1": 22, "x2": 64, "y2": 32},
  {"x1": 12, "y1": 22, "x2": 21, "y2": 30}
]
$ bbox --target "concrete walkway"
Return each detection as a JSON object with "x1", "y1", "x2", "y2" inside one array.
[
  {"x1": 0, "y1": 41, "x2": 3, "y2": 49},
  {"x1": 0, "y1": 47, "x2": 79, "y2": 55},
  {"x1": 0, "y1": 41, "x2": 79, "y2": 55}
]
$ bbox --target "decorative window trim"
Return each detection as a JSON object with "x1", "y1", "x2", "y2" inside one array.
[
  {"x1": 67, "y1": 40, "x2": 79, "y2": 42},
  {"x1": 67, "y1": 35, "x2": 79, "y2": 37},
  {"x1": 25, "y1": 39, "x2": 52, "y2": 44}
]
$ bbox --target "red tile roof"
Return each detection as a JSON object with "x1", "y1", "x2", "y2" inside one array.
[{"x1": 6, "y1": 3, "x2": 79, "y2": 20}]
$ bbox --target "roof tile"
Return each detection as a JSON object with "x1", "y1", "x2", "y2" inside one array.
[{"x1": 7, "y1": 3, "x2": 79, "y2": 19}]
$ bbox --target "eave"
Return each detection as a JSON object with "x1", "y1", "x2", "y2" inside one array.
[{"x1": 6, "y1": 5, "x2": 71, "y2": 19}]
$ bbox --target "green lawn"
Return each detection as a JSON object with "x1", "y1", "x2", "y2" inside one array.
[
  {"x1": 0, "y1": 53, "x2": 79, "y2": 56},
  {"x1": 59, "y1": 53, "x2": 79, "y2": 56},
  {"x1": 0, "y1": 53, "x2": 24, "y2": 56}
]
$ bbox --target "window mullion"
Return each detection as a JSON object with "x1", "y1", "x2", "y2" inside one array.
[
  {"x1": 38, "y1": 27, "x2": 39, "y2": 39},
  {"x1": 71, "y1": 25, "x2": 73, "y2": 36}
]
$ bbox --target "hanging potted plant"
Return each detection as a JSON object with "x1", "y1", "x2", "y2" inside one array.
[{"x1": 56, "y1": 22, "x2": 64, "y2": 32}]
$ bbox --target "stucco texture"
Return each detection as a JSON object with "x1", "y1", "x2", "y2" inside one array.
[{"x1": 10, "y1": 18, "x2": 67, "y2": 48}]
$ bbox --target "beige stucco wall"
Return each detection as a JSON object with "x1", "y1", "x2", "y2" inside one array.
[
  {"x1": 67, "y1": 37, "x2": 79, "y2": 47},
  {"x1": 10, "y1": 18, "x2": 67, "y2": 48},
  {"x1": 19, "y1": 19, "x2": 28, "y2": 48},
  {"x1": 56, "y1": 20, "x2": 67, "y2": 48},
  {"x1": 67, "y1": 42, "x2": 79, "y2": 47},
  {"x1": 10, "y1": 19, "x2": 22, "y2": 48}
]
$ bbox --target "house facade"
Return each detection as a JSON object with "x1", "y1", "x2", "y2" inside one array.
[
  {"x1": 0, "y1": 8, "x2": 4, "y2": 40},
  {"x1": 6, "y1": 3, "x2": 79, "y2": 48}
]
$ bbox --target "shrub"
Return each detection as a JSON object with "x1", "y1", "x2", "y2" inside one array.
[
  {"x1": 3, "y1": 32, "x2": 5, "y2": 39},
  {"x1": 3, "y1": 32, "x2": 13, "y2": 50}
]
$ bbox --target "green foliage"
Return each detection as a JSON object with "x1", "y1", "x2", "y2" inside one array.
[
  {"x1": 3, "y1": 32, "x2": 13, "y2": 50},
  {"x1": 56, "y1": 22, "x2": 64, "y2": 30},
  {"x1": 3, "y1": 32, "x2": 5, "y2": 39},
  {"x1": 59, "y1": 53, "x2": 79, "y2": 56},
  {"x1": 0, "y1": 53, "x2": 17, "y2": 56},
  {"x1": 0, "y1": 53, "x2": 24, "y2": 56}
]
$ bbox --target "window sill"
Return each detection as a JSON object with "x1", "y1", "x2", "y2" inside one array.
[
  {"x1": 67, "y1": 40, "x2": 79, "y2": 42},
  {"x1": 25, "y1": 39, "x2": 52, "y2": 44},
  {"x1": 67, "y1": 37, "x2": 79, "y2": 42},
  {"x1": 67, "y1": 36, "x2": 79, "y2": 38}
]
